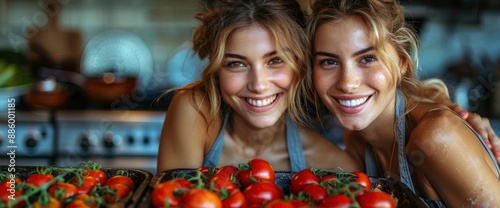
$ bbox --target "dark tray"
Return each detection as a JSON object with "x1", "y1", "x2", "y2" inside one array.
[
  {"x1": 0, "y1": 165, "x2": 153, "y2": 208},
  {"x1": 143, "y1": 168, "x2": 427, "y2": 208}
]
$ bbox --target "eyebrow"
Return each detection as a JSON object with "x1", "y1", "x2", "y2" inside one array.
[
  {"x1": 224, "y1": 51, "x2": 277, "y2": 60},
  {"x1": 314, "y1": 46, "x2": 374, "y2": 58}
]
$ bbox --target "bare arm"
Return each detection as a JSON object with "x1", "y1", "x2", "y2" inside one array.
[
  {"x1": 408, "y1": 110, "x2": 500, "y2": 207},
  {"x1": 156, "y1": 90, "x2": 215, "y2": 174},
  {"x1": 422, "y1": 78, "x2": 500, "y2": 163}
]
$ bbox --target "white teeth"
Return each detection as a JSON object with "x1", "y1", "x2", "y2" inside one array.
[
  {"x1": 246, "y1": 95, "x2": 277, "y2": 107},
  {"x1": 338, "y1": 97, "x2": 368, "y2": 107}
]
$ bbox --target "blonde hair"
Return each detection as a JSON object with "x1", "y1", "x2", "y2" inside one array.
[
  {"x1": 305, "y1": 0, "x2": 425, "y2": 118},
  {"x1": 171, "y1": 0, "x2": 311, "y2": 127}
]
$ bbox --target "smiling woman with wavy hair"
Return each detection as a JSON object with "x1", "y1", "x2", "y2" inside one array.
[{"x1": 157, "y1": 0, "x2": 360, "y2": 174}]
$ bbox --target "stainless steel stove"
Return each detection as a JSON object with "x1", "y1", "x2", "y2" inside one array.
[
  {"x1": 54, "y1": 110, "x2": 165, "y2": 174},
  {"x1": 0, "y1": 110, "x2": 55, "y2": 166}
]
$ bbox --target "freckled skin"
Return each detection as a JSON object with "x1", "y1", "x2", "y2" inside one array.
[{"x1": 314, "y1": 16, "x2": 500, "y2": 207}]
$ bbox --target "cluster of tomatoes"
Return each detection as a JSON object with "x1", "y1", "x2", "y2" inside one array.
[
  {"x1": 0, "y1": 161, "x2": 135, "y2": 208},
  {"x1": 150, "y1": 158, "x2": 396, "y2": 208}
]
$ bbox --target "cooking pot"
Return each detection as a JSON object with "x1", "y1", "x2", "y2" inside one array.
[
  {"x1": 84, "y1": 72, "x2": 137, "y2": 103},
  {"x1": 24, "y1": 77, "x2": 68, "y2": 109},
  {"x1": 34, "y1": 67, "x2": 138, "y2": 105}
]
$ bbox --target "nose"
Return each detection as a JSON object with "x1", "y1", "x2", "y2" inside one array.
[
  {"x1": 248, "y1": 66, "x2": 270, "y2": 93},
  {"x1": 337, "y1": 63, "x2": 361, "y2": 92}
]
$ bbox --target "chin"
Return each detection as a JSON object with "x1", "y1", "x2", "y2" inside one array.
[
  {"x1": 250, "y1": 116, "x2": 282, "y2": 129},
  {"x1": 339, "y1": 119, "x2": 367, "y2": 131}
]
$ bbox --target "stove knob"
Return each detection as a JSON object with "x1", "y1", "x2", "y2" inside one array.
[
  {"x1": 40, "y1": 126, "x2": 48, "y2": 138},
  {"x1": 79, "y1": 135, "x2": 92, "y2": 153},
  {"x1": 103, "y1": 132, "x2": 114, "y2": 148},
  {"x1": 25, "y1": 134, "x2": 38, "y2": 148},
  {"x1": 127, "y1": 135, "x2": 135, "y2": 145}
]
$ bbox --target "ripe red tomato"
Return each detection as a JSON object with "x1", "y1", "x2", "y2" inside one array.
[
  {"x1": 182, "y1": 188, "x2": 222, "y2": 208},
  {"x1": 47, "y1": 182, "x2": 78, "y2": 200},
  {"x1": 0, "y1": 186, "x2": 24, "y2": 208},
  {"x1": 299, "y1": 183, "x2": 327, "y2": 203},
  {"x1": 222, "y1": 189, "x2": 247, "y2": 208},
  {"x1": 26, "y1": 173, "x2": 54, "y2": 187},
  {"x1": 104, "y1": 175, "x2": 135, "y2": 191},
  {"x1": 66, "y1": 194, "x2": 98, "y2": 208},
  {"x1": 211, "y1": 175, "x2": 238, "y2": 193},
  {"x1": 83, "y1": 169, "x2": 107, "y2": 185},
  {"x1": 263, "y1": 199, "x2": 295, "y2": 208},
  {"x1": 321, "y1": 174, "x2": 338, "y2": 183},
  {"x1": 71, "y1": 176, "x2": 98, "y2": 194},
  {"x1": 66, "y1": 199, "x2": 92, "y2": 208},
  {"x1": 32, "y1": 196, "x2": 62, "y2": 208},
  {"x1": 290, "y1": 168, "x2": 320, "y2": 195},
  {"x1": 243, "y1": 182, "x2": 283, "y2": 206},
  {"x1": 351, "y1": 171, "x2": 371, "y2": 190},
  {"x1": 150, "y1": 180, "x2": 189, "y2": 208},
  {"x1": 170, "y1": 178, "x2": 193, "y2": 189},
  {"x1": 197, "y1": 166, "x2": 217, "y2": 182},
  {"x1": 104, "y1": 183, "x2": 131, "y2": 203},
  {"x1": 318, "y1": 194, "x2": 353, "y2": 208},
  {"x1": 1, "y1": 176, "x2": 21, "y2": 189},
  {"x1": 356, "y1": 191, "x2": 396, "y2": 208},
  {"x1": 289, "y1": 198, "x2": 310, "y2": 208},
  {"x1": 237, "y1": 158, "x2": 275, "y2": 188},
  {"x1": 213, "y1": 165, "x2": 239, "y2": 180}
]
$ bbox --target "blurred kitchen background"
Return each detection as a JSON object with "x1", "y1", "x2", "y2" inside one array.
[{"x1": 0, "y1": 0, "x2": 499, "y2": 174}]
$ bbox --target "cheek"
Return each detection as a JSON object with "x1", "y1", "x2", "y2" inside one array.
[
  {"x1": 273, "y1": 70, "x2": 294, "y2": 90},
  {"x1": 370, "y1": 71, "x2": 393, "y2": 88},
  {"x1": 312, "y1": 70, "x2": 331, "y2": 94},
  {"x1": 219, "y1": 73, "x2": 242, "y2": 99}
]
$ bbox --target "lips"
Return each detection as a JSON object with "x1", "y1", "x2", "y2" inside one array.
[{"x1": 245, "y1": 94, "x2": 277, "y2": 107}]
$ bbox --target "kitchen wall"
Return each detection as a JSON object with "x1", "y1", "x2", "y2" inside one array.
[
  {"x1": 418, "y1": 10, "x2": 500, "y2": 79},
  {"x1": 1, "y1": 0, "x2": 500, "y2": 116},
  {"x1": 0, "y1": 0, "x2": 202, "y2": 90},
  {"x1": 416, "y1": 9, "x2": 500, "y2": 117}
]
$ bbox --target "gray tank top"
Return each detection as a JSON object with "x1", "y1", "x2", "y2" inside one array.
[
  {"x1": 202, "y1": 113, "x2": 307, "y2": 172},
  {"x1": 365, "y1": 89, "x2": 500, "y2": 208}
]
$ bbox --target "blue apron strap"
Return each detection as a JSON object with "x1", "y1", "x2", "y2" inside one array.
[
  {"x1": 395, "y1": 89, "x2": 416, "y2": 192},
  {"x1": 286, "y1": 116, "x2": 307, "y2": 172}
]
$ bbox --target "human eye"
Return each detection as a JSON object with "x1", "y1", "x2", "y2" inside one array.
[
  {"x1": 225, "y1": 61, "x2": 245, "y2": 68},
  {"x1": 360, "y1": 55, "x2": 377, "y2": 64},
  {"x1": 319, "y1": 58, "x2": 338, "y2": 67},
  {"x1": 268, "y1": 57, "x2": 284, "y2": 65}
]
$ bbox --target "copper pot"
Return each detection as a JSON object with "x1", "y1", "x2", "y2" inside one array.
[
  {"x1": 84, "y1": 72, "x2": 137, "y2": 103},
  {"x1": 25, "y1": 77, "x2": 69, "y2": 109}
]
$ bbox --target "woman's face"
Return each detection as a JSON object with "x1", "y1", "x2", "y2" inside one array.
[
  {"x1": 312, "y1": 17, "x2": 399, "y2": 130},
  {"x1": 219, "y1": 24, "x2": 293, "y2": 128}
]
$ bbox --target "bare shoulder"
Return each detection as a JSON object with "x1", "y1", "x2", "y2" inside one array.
[
  {"x1": 299, "y1": 127, "x2": 362, "y2": 171},
  {"x1": 168, "y1": 89, "x2": 208, "y2": 116},
  {"x1": 405, "y1": 103, "x2": 500, "y2": 206},
  {"x1": 165, "y1": 89, "x2": 220, "y2": 136},
  {"x1": 405, "y1": 102, "x2": 485, "y2": 167},
  {"x1": 158, "y1": 89, "x2": 220, "y2": 172},
  {"x1": 408, "y1": 104, "x2": 472, "y2": 147}
]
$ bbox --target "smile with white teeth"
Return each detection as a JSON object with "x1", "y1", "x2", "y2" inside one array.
[
  {"x1": 338, "y1": 97, "x2": 368, "y2": 107},
  {"x1": 246, "y1": 95, "x2": 277, "y2": 107}
]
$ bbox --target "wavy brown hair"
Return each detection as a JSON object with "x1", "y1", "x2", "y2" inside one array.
[{"x1": 172, "y1": 0, "x2": 311, "y2": 127}]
